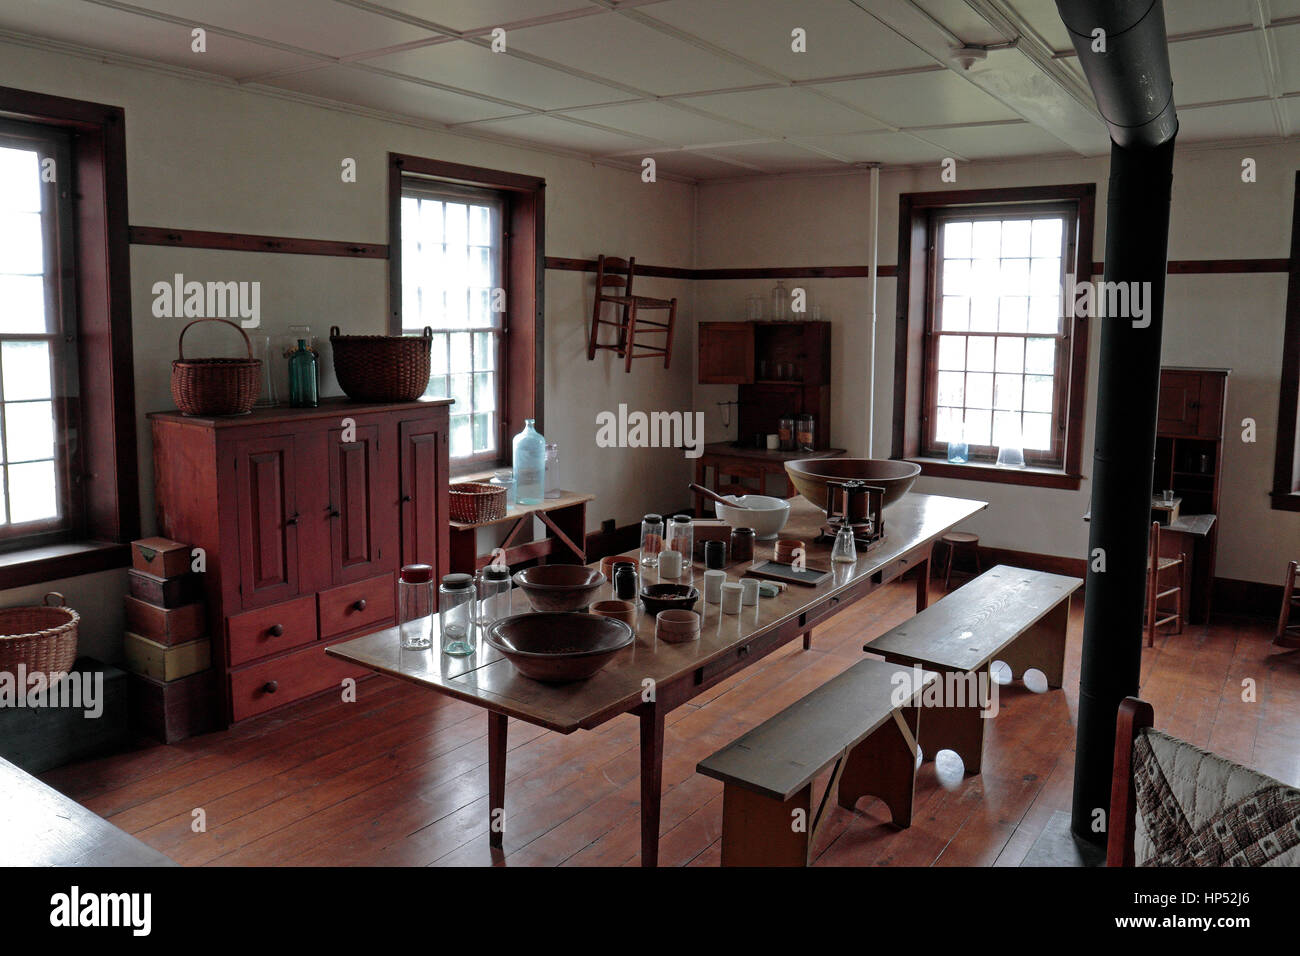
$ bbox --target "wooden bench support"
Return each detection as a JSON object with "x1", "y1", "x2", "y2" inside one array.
[
  {"x1": 994, "y1": 598, "x2": 1069, "y2": 689},
  {"x1": 915, "y1": 673, "x2": 987, "y2": 775},
  {"x1": 720, "y1": 782, "x2": 814, "y2": 867},
  {"x1": 837, "y1": 706, "x2": 920, "y2": 826}
]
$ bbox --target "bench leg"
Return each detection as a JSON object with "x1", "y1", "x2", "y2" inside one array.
[
  {"x1": 996, "y1": 599, "x2": 1069, "y2": 690},
  {"x1": 837, "y1": 706, "x2": 920, "y2": 827},
  {"x1": 916, "y1": 672, "x2": 987, "y2": 775},
  {"x1": 720, "y1": 782, "x2": 812, "y2": 867}
]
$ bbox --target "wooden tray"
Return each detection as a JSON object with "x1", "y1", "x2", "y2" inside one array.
[{"x1": 744, "y1": 560, "x2": 831, "y2": 587}]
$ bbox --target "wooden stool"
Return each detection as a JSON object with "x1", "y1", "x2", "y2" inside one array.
[{"x1": 940, "y1": 532, "x2": 981, "y2": 591}]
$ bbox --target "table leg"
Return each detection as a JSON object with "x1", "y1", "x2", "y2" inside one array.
[
  {"x1": 803, "y1": 629, "x2": 812, "y2": 650},
  {"x1": 639, "y1": 704, "x2": 665, "y2": 867},
  {"x1": 488, "y1": 711, "x2": 507, "y2": 849},
  {"x1": 916, "y1": 554, "x2": 930, "y2": 612}
]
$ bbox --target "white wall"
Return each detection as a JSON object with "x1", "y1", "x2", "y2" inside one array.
[
  {"x1": 0, "y1": 39, "x2": 697, "y2": 661},
  {"x1": 695, "y1": 143, "x2": 1300, "y2": 587}
]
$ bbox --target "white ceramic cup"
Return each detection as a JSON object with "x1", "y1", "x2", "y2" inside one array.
[
  {"x1": 766, "y1": 434, "x2": 780, "y2": 450},
  {"x1": 659, "y1": 549, "x2": 683, "y2": 578},
  {"x1": 740, "y1": 578, "x2": 759, "y2": 606},
  {"x1": 721, "y1": 582, "x2": 743, "y2": 615},
  {"x1": 703, "y1": 569, "x2": 726, "y2": 604}
]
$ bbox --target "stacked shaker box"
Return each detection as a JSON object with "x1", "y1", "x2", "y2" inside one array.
[{"x1": 124, "y1": 537, "x2": 217, "y2": 742}]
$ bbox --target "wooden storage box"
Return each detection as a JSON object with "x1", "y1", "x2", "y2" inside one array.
[
  {"x1": 129, "y1": 669, "x2": 216, "y2": 743},
  {"x1": 124, "y1": 632, "x2": 211, "y2": 682},
  {"x1": 123, "y1": 596, "x2": 205, "y2": 645},
  {"x1": 131, "y1": 537, "x2": 192, "y2": 578},
  {"x1": 0, "y1": 658, "x2": 129, "y2": 773},
  {"x1": 128, "y1": 569, "x2": 200, "y2": 609}
]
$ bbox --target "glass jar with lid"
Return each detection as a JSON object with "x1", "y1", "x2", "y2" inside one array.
[
  {"x1": 398, "y1": 563, "x2": 435, "y2": 650},
  {"x1": 439, "y1": 573, "x2": 476, "y2": 656}
]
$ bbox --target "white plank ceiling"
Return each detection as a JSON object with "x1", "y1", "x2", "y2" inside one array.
[{"x1": 0, "y1": 0, "x2": 1295, "y2": 180}]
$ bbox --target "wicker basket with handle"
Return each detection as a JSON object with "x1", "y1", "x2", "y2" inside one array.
[
  {"x1": 329, "y1": 325, "x2": 433, "y2": 403},
  {"x1": 171, "y1": 318, "x2": 261, "y2": 416},
  {"x1": 0, "y1": 592, "x2": 80, "y2": 677},
  {"x1": 449, "y1": 482, "x2": 508, "y2": 524}
]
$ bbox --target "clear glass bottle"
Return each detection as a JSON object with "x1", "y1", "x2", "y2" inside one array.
[
  {"x1": 771, "y1": 280, "x2": 789, "y2": 322},
  {"x1": 667, "y1": 515, "x2": 693, "y2": 564},
  {"x1": 473, "y1": 566, "x2": 512, "y2": 627},
  {"x1": 288, "y1": 338, "x2": 318, "y2": 408},
  {"x1": 544, "y1": 442, "x2": 561, "y2": 499},
  {"x1": 831, "y1": 526, "x2": 858, "y2": 564},
  {"x1": 947, "y1": 420, "x2": 970, "y2": 464},
  {"x1": 439, "y1": 573, "x2": 476, "y2": 656},
  {"x1": 640, "y1": 514, "x2": 664, "y2": 568},
  {"x1": 252, "y1": 332, "x2": 277, "y2": 407},
  {"x1": 512, "y1": 419, "x2": 546, "y2": 505},
  {"x1": 398, "y1": 564, "x2": 435, "y2": 649}
]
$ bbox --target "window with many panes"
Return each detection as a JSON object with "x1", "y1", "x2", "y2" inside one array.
[
  {"x1": 0, "y1": 120, "x2": 79, "y2": 542},
  {"x1": 924, "y1": 202, "x2": 1078, "y2": 468},
  {"x1": 400, "y1": 180, "x2": 504, "y2": 463}
]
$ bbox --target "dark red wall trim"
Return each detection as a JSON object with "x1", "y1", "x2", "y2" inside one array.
[{"x1": 130, "y1": 226, "x2": 386, "y2": 258}]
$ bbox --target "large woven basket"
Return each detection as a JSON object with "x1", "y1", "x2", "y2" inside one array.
[
  {"x1": 449, "y1": 481, "x2": 507, "y2": 524},
  {"x1": 0, "y1": 592, "x2": 80, "y2": 677},
  {"x1": 330, "y1": 325, "x2": 433, "y2": 402},
  {"x1": 171, "y1": 318, "x2": 261, "y2": 415}
]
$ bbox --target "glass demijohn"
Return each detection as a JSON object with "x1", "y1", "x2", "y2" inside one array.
[{"x1": 512, "y1": 419, "x2": 546, "y2": 505}]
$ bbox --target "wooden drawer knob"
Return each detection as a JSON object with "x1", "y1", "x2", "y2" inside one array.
[
  {"x1": 262, "y1": 680, "x2": 279, "y2": 694},
  {"x1": 269, "y1": 624, "x2": 284, "y2": 637},
  {"x1": 738, "y1": 644, "x2": 751, "y2": 659},
  {"x1": 353, "y1": 598, "x2": 367, "y2": 612}
]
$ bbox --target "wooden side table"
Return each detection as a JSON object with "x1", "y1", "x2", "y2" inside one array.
[
  {"x1": 448, "y1": 486, "x2": 595, "y2": 574},
  {"x1": 694, "y1": 443, "x2": 845, "y2": 514}
]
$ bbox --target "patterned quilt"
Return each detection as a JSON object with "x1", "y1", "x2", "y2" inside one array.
[{"x1": 1133, "y1": 729, "x2": 1300, "y2": 866}]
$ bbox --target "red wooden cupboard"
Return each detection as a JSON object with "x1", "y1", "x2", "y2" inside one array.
[{"x1": 149, "y1": 398, "x2": 451, "y2": 726}]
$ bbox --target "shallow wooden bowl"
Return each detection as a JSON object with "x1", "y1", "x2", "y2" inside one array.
[
  {"x1": 590, "y1": 599, "x2": 636, "y2": 627},
  {"x1": 512, "y1": 565, "x2": 606, "y2": 612},
  {"x1": 639, "y1": 583, "x2": 699, "y2": 614},
  {"x1": 484, "y1": 612, "x2": 633, "y2": 682},
  {"x1": 784, "y1": 458, "x2": 921, "y2": 512},
  {"x1": 655, "y1": 609, "x2": 700, "y2": 644}
]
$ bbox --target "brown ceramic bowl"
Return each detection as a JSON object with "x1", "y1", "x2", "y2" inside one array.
[
  {"x1": 512, "y1": 565, "x2": 606, "y2": 612},
  {"x1": 784, "y1": 458, "x2": 921, "y2": 512},
  {"x1": 655, "y1": 609, "x2": 700, "y2": 644},
  {"x1": 639, "y1": 583, "x2": 699, "y2": 614},
  {"x1": 590, "y1": 599, "x2": 636, "y2": 627},
  {"x1": 484, "y1": 612, "x2": 633, "y2": 682}
]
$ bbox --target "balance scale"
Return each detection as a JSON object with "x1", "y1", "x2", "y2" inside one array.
[{"x1": 815, "y1": 478, "x2": 886, "y2": 550}]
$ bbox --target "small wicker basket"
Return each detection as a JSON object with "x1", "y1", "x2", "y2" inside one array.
[
  {"x1": 171, "y1": 318, "x2": 261, "y2": 416},
  {"x1": 449, "y1": 482, "x2": 508, "y2": 524},
  {"x1": 329, "y1": 325, "x2": 433, "y2": 403},
  {"x1": 0, "y1": 592, "x2": 80, "y2": 677}
]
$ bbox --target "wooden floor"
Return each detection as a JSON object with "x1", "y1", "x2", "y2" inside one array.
[{"x1": 40, "y1": 579, "x2": 1300, "y2": 866}]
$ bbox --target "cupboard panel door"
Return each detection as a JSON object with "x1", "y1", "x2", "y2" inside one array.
[
  {"x1": 326, "y1": 422, "x2": 395, "y2": 585},
  {"x1": 399, "y1": 415, "x2": 448, "y2": 577},
  {"x1": 698, "y1": 322, "x2": 754, "y2": 385},
  {"x1": 1157, "y1": 371, "x2": 1202, "y2": 437},
  {"x1": 233, "y1": 436, "x2": 299, "y2": 609}
]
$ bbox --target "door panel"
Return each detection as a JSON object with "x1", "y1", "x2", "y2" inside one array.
[
  {"x1": 399, "y1": 416, "x2": 448, "y2": 577},
  {"x1": 698, "y1": 322, "x2": 754, "y2": 385},
  {"x1": 1157, "y1": 371, "x2": 1202, "y2": 437},
  {"x1": 326, "y1": 422, "x2": 392, "y2": 585},
  {"x1": 233, "y1": 435, "x2": 298, "y2": 608}
]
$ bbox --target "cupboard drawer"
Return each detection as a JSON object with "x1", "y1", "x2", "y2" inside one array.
[
  {"x1": 318, "y1": 572, "x2": 395, "y2": 638},
  {"x1": 229, "y1": 642, "x2": 369, "y2": 722},
  {"x1": 228, "y1": 595, "x2": 318, "y2": 667}
]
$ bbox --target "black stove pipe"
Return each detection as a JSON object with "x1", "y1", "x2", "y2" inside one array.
[{"x1": 1053, "y1": 0, "x2": 1178, "y2": 845}]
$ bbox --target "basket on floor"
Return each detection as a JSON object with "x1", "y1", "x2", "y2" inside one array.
[
  {"x1": 171, "y1": 318, "x2": 261, "y2": 416},
  {"x1": 0, "y1": 592, "x2": 80, "y2": 677},
  {"x1": 330, "y1": 325, "x2": 433, "y2": 402},
  {"x1": 449, "y1": 482, "x2": 507, "y2": 524}
]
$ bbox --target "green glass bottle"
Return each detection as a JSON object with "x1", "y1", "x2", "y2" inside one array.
[{"x1": 288, "y1": 339, "x2": 318, "y2": 408}]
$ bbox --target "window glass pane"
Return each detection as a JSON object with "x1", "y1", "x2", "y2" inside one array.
[
  {"x1": 430, "y1": 333, "x2": 449, "y2": 376},
  {"x1": 0, "y1": 211, "x2": 43, "y2": 274},
  {"x1": 1000, "y1": 258, "x2": 1029, "y2": 296},
  {"x1": 4, "y1": 400, "x2": 55, "y2": 462},
  {"x1": 473, "y1": 372, "x2": 496, "y2": 412},
  {"x1": 999, "y1": 296, "x2": 1027, "y2": 333},
  {"x1": 934, "y1": 406, "x2": 959, "y2": 445},
  {"x1": 1024, "y1": 374, "x2": 1055, "y2": 413},
  {"x1": 994, "y1": 373, "x2": 1023, "y2": 410},
  {"x1": 473, "y1": 332, "x2": 495, "y2": 370},
  {"x1": 1001, "y1": 219, "x2": 1031, "y2": 257},
  {"x1": 966, "y1": 371, "x2": 992, "y2": 408},
  {"x1": 937, "y1": 370, "x2": 964, "y2": 406},
  {"x1": 449, "y1": 414, "x2": 471, "y2": 458},
  {"x1": 443, "y1": 202, "x2": 467, "y2": 245},
  {"x1": 993, "y1": 410, "x2": 1022, "y2": 448},
  {"x1": 937, "y1": 334, "x2": 966, "y2": 371},
  {"x1": 964, "y1": 409, "x2": 991, "y2": 445},
  {"x1": 0, "y1": 275, "x2": 47, "y2": 333},
  {"x1": 1031, "y1": 218, "x2": 1063, "y2": 257},
  {"x1": 471, "y1": 413, "x2": 492, "y2": 453},
  {"x1": 970, "y1": 295, "x2": 998, "y2": 332},
  {"x1": 1023, "y1": 412, "x2": 1052, "y2": 450},
  {"x1": 972, "y1": 221, "x2": 1000, "y2": 256},
  {"x1": 1025, "y1": 337, "x2": 1055, "y2": 374},
  {"x1": 942, "y1": 259, "x2": 969, "y2": 297},
  {"x1": 7, "y1": 460, "x2": 57, "y2": 523},
  {"x1": 449, "y1": 332, "x2": 471, "y2": 373},
  {"x1": 943, "y1": 221, "x2": 971, "y2": 258},
  {"x1": 2, "y1": 341, "x2": 52, "y2": 399},
  {"x1": 967, "y1": 336, "x2": 994, "y2": 372},
  {"x1": 469, "y1": 204, "x2": 491, "y2": 245},
  {"x1": 995, "y1": 337, "x2": 1024, "y2": 373},
  {"x1": 940, "y1": 295, "x2": 968, "y2": 331},
  {"x1": 971, "y1": 257, "x2": 999, "y2": 294},
  {"x1": 450, "y1": 372, "x2": 472, "y2": 414},
  {"x1": 1028, "y1": 295, "x2": 1060, "y2": 333},
  {"x1": 0, "y1": 146, "x2": 40, "y2": 212},
  {"x1": 1031, "y1": 257, "x2": 1061, "y2": 295}
]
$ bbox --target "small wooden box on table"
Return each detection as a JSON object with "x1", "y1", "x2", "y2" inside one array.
[
  {"x1": 697, "y1": 659, "x2": 935, "y2": 866},
  {"x1": 864, "y1": 565, "x2": 1081, "y2": 774}
]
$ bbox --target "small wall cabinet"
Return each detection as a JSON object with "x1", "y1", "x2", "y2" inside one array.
[{"x1": 150, "y1": 398, "x2": 451, "y2": 725}]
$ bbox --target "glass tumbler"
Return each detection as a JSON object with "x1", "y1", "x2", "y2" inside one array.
[
  {"x1": 439, "y1": 573, "x2": 476, "y2": 656},
  {"x1": 398, "y1": 564, "x2": 435, "y2": 649},
  {"x1": 640, "y1": 514, "x2": 664, "y2": 569},
  {"x1": 474, "y1": 566, "x2": 512, "y2": 627}
]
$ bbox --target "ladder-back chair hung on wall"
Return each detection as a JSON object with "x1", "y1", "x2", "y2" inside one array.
[
  {"x1": 586, "y1": 254, "x2": 677, "y2": 372},
  {"x1": 1146, "y1": 521, "x2": 1185, "y2": 647}
]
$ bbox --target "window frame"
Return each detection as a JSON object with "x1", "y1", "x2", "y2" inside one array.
[
  {"x1": 1270, "y1": 170, "x2": 1300, "y2": 512},
  {"x1": 388, "y1": 153, "x2": 544, "y2": 476},
  {"x1": 893, "y1": 183, "x2": 1095, "y2": 490},
  {"x1": 0, "y1": 85, "x2": 139, "y2": 587},
  {"x1": 920, "y1": 201, "x2": 1079, "y2": 468}
]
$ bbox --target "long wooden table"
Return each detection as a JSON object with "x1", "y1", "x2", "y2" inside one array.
[{"x1": 328, "y1": 491, "x2": 987, "y2": 866}]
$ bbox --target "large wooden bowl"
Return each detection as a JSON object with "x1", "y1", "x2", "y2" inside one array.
[
  {"x1": 784, "y1": 458, "x2": 922, "y2": 512},
  {"x1": 484, "y1": 612, "x2": 634, "y2": 682},
  {"x1": 512, "y1": 565, "x2": 606, "y2": 612}
]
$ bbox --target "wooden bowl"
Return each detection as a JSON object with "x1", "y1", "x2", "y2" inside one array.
[
  {"x1": 484, "y1": 612, "x2": 633, "y2": 682},
  {"x1": 512, "y1": 565, "x2": 606, "y2": 612},
  {"x1": 655, "y1": 609, "x2": 700, "y2": 644},
  {"x1": 784, "y1": 458, "x2": 921, "y2": 512},
  {"x1": 639, "y1": 583, "x2": 699, "y2": 614},
  {"x1": 774, "y1": 539, "x2": 804, "y2": 564},
  {"x1": 590, "y1": 599, "x2": 636, "y2": 627}
]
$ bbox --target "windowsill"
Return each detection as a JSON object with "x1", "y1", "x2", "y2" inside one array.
[
  {"x1": 1269, "y1": 490, "x2": 1300, "y2": 512},
  {"x1": 908, "y1": 457, "x2": 1084, "y2": 490},
  {"x1": 0, "y1": 540, "x2": 131, "y2": 592}
]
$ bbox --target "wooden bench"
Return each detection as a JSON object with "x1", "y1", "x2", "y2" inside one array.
[
  {"x1": 863, "y1": 565, "x2": 1081, "y2": 775},
  {"x1": 696, "y1": 658, "x2": 936, "y2": 866}
]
